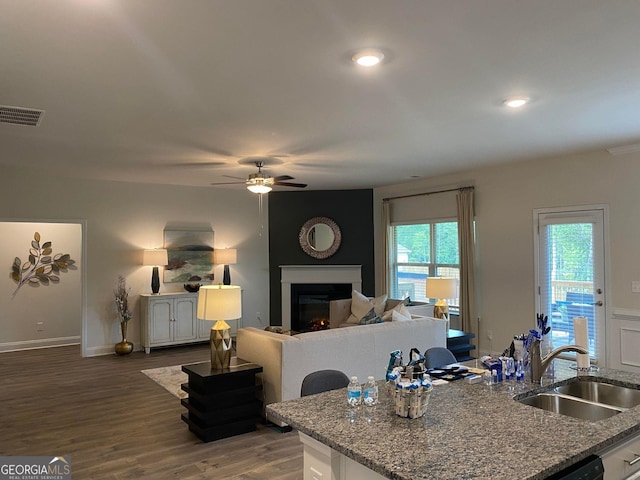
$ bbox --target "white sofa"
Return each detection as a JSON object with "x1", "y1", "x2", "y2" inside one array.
[{"x1": 236, "y1": 314, "x2": 446, "y2": 425}]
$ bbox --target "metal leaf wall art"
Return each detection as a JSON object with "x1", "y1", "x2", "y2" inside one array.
[{"x1": 10, "y1": 232, "x2": 77, "y2": 299}]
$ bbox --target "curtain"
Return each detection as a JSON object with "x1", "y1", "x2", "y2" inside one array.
[
  {"x1": 456, "y1": 188, "x2": 477, "y2": 333},
  {"x1": 381, "y1": 200, "x2": 391, "y2": 295}
]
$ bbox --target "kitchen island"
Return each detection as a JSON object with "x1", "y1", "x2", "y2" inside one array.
[{"x1": 266, "y1": 363, "x2": 640, "y2": 479}]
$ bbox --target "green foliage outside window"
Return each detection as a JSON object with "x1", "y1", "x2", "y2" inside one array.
[{"x1": 396, "y1": 224, "x2": 430, "y2": 263}]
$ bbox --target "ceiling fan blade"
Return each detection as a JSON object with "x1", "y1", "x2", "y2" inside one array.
[
  {"x1": 222, "y1": 174, "x2": 246, "y2": 180},
  {"x1": 274, "y1": 181, "x2": 307, "y2": 188},
  {"x1": 210, "y1": 181, "x2": 245, "y2": 186},
  {"x1": 274, "y1": 175, "x2": 294, "y2": 182}
]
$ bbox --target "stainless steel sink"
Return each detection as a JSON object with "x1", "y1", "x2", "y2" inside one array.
[
  {"x1": 553, "y1": 381, "x2": 640, "y2": 409},
  {"x1": 516, "y1": 379, "x2": 640, "y2": 421},
  {"x1": 518, "y1": 392, "x2": 622, "y2": 421}
]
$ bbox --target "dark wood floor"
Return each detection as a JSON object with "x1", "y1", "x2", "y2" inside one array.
[{"x1": 0, "y1": 344, "x2": 303, "y2": 479}]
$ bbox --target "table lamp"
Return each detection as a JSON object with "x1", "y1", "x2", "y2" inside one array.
[
  {"x1": 142, "y1": 249, "x2": 168, "y2": 294},
  {"x1": 425, "y1": 277, "x2": 457, "y2": 329},
  {"x1": 197, "y1": 285, "x2": 242, "y2": 369},
  {"x1": 213, "y1": 248, "x2": 237, "y2": 285}
]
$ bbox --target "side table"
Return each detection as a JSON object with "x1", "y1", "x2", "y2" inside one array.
[
  {"x1": 181, "y1": 358, "x2": 263, "y2": 442},
  {"x1": 447, "y1": 329, "x2": 476, "y2": 361}
]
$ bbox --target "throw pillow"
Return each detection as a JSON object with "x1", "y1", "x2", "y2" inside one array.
[
  {"x1": 346, "y1": 290, "x2": 385, "y2": 324},
  {"x1": 391, "y1": 308, "x2": 412, "y2": 322},
  {"x1": 382, "y1": 302, "x2": 411, "y2": 322},
  {"x1": 371, "y1": 293, "x2": 388, "y2": 316},
  {"x1": 359, "y1": 308, "x2": 383, "y2": 325}
]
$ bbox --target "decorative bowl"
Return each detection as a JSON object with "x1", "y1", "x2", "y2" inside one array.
[{"x1": 183, "y1": 283, "x2": 201, "y2": 293}]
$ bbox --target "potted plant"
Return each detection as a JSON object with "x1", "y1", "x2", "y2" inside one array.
[{"x1": 114, "y1": 275, "x2": 134, "y2": 355}]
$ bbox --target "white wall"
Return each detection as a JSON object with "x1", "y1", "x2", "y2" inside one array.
[
  {"x1": 0, "y1": 166, "x2": 270, "y2": 356},
  {"x1": 374, "y1": 149, "x2": 640, "y2": 361}
]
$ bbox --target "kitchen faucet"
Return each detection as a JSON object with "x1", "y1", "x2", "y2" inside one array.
[{"x1": 529, "y1": 338, "x2": 589, "y2": 384}]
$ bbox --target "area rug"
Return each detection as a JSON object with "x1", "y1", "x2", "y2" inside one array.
[{"x1": 141, "y1": 365, "x2": 187, "y2": 399}]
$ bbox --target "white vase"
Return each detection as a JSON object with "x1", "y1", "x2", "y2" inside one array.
[{"x1": 541, "y1": 336, "x2": 554, "y2": 379}]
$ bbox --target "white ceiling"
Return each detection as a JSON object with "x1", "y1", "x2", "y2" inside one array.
[{"x1": 2, "y1": 1, "x2": 640, "y2": 191}]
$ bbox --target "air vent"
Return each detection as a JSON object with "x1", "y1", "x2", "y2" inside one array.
[{"x1": 0, "y1": 106, "x2": 45, "y2": 127}]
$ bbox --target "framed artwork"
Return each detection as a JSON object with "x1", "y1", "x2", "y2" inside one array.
[{"x1": 163, "y1": 229, "x2": 214, "y2": 283}]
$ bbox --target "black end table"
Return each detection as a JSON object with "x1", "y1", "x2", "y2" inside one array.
[
  {"x1": 180, "y1": 358, "x2": 263, "y2": 442},
  {"x1": 447, "y1": 329, "x2": 476, "y2": 361}
]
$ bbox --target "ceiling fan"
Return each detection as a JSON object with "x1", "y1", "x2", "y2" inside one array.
[{"x1": 211, "y1": 160, "x2": 307, "y2": 194}]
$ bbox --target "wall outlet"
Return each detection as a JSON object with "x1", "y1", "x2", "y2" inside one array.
[
  {"x1": 486, "y1": 329, "x2": 493, "y2": 340},
  {"x1": 36, "y1": 321, "x2": 44, "y2": 332},
  {"x1": 633, "y1": 281, "x2": 640, "y2": 293}
]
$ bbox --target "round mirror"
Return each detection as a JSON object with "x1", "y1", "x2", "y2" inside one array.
[{"x1": 299, "y1": 217, "x2": 342, "y2": 259}]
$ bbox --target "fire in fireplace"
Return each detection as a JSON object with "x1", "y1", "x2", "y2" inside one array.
[{"x1": 291, "y1": 283, "x2": 352, "y2": 332}]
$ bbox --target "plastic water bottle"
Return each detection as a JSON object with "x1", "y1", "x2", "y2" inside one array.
[
  {"x1": 516, "y1": 359, "x2": 525, "y2": 382},
  {"x1": 347, "y1": 376, "x2": 362, "y2": 407},
  {"x1": 363, "y1": 376, "x2": 378, "y2": 406}
]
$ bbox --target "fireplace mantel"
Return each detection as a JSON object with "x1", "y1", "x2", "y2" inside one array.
[{"x1": 280, "y1": 265, "x2": 362, "y2": 330}]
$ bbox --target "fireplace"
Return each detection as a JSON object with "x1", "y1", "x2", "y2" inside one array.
[
  {"x1": 291, "y1": 283, "x2": 352, "y2": 332},
  {"x1": 280, "y1": 265, "x2": 362, "y2": 330}
]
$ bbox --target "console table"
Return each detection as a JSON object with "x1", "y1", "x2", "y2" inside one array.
[
  {"x1": 180, "y1": 359, "x2": 263, "y2": 442},
  {"x1": 447, "y1": 329, "x2": 476, "y2": 361}
]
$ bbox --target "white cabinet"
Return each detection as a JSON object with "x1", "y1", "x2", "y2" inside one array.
[
  {"x1": 141, "y1": 293, "x2": 201, "y2": 354},
  {"x1": 141, "y1": 292, "x2": 242, "y2": 354}
]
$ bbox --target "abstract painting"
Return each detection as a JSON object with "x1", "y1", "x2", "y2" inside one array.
[{"x1": 163, "y1": 229, "x2": 214, "y2": 283}]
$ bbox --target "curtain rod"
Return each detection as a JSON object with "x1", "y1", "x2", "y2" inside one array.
[{"x1": 382, "y1": 185, "x2": 474, "y2": 202}]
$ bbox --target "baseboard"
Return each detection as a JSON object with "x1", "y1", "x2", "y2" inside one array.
[
  {"x1": 84, "y1": 343, "x2": 144, "y2": 357},
  {"x1": 0, "y1": 336, "x2": 80, "y2": 353}
]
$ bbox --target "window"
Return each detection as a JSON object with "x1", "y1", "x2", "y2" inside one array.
[{"x1": 389, "y1": 220, "x2": 460, "y2": 305}]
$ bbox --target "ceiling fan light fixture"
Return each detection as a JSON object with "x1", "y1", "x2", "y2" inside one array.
[
  {"x1": 352, "y1": 49, "x2": 384, "y2": 67},
  {"x1": 247, "y1": 184, "x2": 272, "y2": 194},
  {"x1": 246, "y1": 172, "x2": 274, "y2": 194}
]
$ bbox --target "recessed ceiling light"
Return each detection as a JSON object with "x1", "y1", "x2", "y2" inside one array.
[
  {"x1": 352, "y1": 49, "x2": 384, "y2": 67},
  {"x1": 503, "y1": 96, "x2": 530, "y2": 108}
]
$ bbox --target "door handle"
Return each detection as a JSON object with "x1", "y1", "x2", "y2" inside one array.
[
  {"x1": 594, "y1": 301, "x2": 603, "y2": 307},
  {"x1": 625, "y1": 453, "x2": 640, "y2": 466}
]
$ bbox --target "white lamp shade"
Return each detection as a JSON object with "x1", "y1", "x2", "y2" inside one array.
[
  {"x1": 142, "y1": 248, "x2": 168, "y2": 266},
  {"x1": 197, "y1": 285, "x2": 242, "y2": 321},
  {"x1": 425, "y1": 277, "x2": 457, "y2": 300},
  {"x1": 213, "y1": 248, "x2": 237, "y2": 265}
]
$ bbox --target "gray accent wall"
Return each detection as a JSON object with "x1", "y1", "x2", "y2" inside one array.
[{"x1": 268, "y1": 189, "x2": 375, "y2": 326}]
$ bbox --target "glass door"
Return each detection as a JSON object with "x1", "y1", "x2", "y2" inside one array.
[{"x1": 534, "y1": 207, "x2": 606, "y2": 363}]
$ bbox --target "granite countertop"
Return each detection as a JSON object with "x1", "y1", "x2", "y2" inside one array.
[{"x1": 266, "y1": 361, "x2": 640, "y2": 480}]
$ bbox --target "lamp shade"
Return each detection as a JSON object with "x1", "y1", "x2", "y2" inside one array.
[
  {"x1": 213, "y1": 249, "x2": 237, "y2": 265},
  {"x1": 142, "y1": 249, "x2": 168, "y2": 266},
  {"x1": 425, "y1": 277, "x2": 457, "y2": 300},
  {"x1": 197, "y1": 285, "x2": 242, "y2": 321}
]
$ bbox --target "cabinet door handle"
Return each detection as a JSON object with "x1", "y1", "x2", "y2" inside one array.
[{"x1": 625, "y1": 453, "x2": 640, "y2": 466}]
